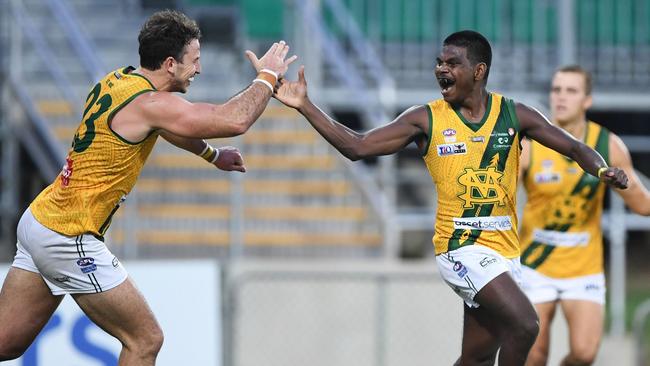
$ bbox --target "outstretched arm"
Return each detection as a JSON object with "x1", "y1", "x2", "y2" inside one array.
[
  {"x1": 517, "y1": 103, "x2": 628, "y2": 189},
  {"x1": 119, "y1": 41, "x2": 297, "y2": 141},
  {"x1": 160, "y1": 131, "x2": 246, "y2": 172},
  {"x1": 274, "y1": 66, "x2": 429, "y2": 160},
  {"x1": 609, "y1": 134, "x2": 650, "y2": 215}
]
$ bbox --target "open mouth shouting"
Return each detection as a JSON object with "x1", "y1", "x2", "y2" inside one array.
[{"x1": 438, "y1": 77, "x2": 456, "y2": 96}]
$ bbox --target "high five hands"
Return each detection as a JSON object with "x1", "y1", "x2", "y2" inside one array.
[
  {"x1": 245, "y1": 40, "x2": 298, "y2": 79},
  {"x1": 273, "y1": 65, "x2": 308, "y2": 110}
]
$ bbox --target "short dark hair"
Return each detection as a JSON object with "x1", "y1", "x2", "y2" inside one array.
[
  {"x1": 555, "y1": 65, "x2": 593, "y2": 95},
  {"x1": 443, "y1": 30, "x2": 492, "y2": 81},
  {"x1": 138, "y1": 10, "x2": 201, "y2": 70}
]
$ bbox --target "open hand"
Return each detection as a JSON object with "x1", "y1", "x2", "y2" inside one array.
[
  {"x1": 601, "y1": 167, "x2": 628, "y2": 189},
  {"x1": 245, "y1": 40, "x2": 297, "y2": 79},
  {"x1": 213, "y1": 146, "x2": 246, "y2": 173},
  {"x1": 274, "y1": 65, "x2": 308, "y2": 110}
]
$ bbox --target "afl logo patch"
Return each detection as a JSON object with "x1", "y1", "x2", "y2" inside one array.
[
  {"x1": 77, "y1": 257, "x2": 97, "y2": 274},
  {"x1": 77, "y1": 257, "x2": 94, "y2": 267},
  {"x1": 453, "y1": 261, "x2": 468, "y2": 278},
  {"x1": 442, "y1": 128, "x2": 456, "y2": 137},
  {"x1": 442, "y1": 128, "x2": 457, "y2": 142}
]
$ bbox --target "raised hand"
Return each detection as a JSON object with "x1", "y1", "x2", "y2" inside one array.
[
  {"x1": 213, "y1": 146, "x2": 246, "y2": 172},
  {"x1": 274, "y1": 65, "x2": 308, "y2": 110},
  {"x1": 245, "y1": 40, "x2": 297, "y2": 79},
  {"x1": 600, "y1": 167, "x2": 628, "y2": 189}
]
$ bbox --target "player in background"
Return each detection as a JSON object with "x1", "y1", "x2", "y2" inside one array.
[
  {"x1": 273, "y1": 31, "x2": 628, "y2": 365},
  {"x1": 520, "y1": 65, "x2": 650, "y2": 366},
  {"x1": 0, "y1": 10, "x2": 296, "y2": 365}
]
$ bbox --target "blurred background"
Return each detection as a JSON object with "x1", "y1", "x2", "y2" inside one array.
[{"x1": 0, "y1": 0, "x2": 649, "y2": 365}]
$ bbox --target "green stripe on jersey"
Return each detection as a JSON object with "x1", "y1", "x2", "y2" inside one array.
[{"x1": 447, "y1": 97, "x2": 519, "y2": 251}]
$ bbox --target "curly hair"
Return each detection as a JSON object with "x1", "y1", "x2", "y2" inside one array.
[
  {"x1": 138, "y1": 10, "x2": 201, "y2": 70},
  {"x1": 443, "y1": 30, "x2": 492, "y2": 82}
]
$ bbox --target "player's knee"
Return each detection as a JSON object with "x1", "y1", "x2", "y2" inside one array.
[
  {"x1": 514, "y1": 316, "x2": 539, "y2": 344},
  {"x1": 138, "y1": 327, "x2": 165, "y2": 357},
  {"x1": 568, "y1": 345, "x2": 597, "y2": 365},
  {"x1": 526, "y1": 347, "x2": 549, "y2": 366},
  {"x1": 0, "y1": 341, "x2": 27, "y2": 361},
  {"x1": 125, "y1": 324, "x2": 164, "y2": 358},
  {"x1": 139, "y1": 325, "x2": 164, "y2": 357}
]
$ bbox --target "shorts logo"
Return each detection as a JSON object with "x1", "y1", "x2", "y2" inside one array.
[
  {"x1": 479, "y1": 257, "x2": 497, "y2": 267},
  {"x1": 437, "y1": 142, "x2": 467, "y2": 156},
  {"x1": 112, "y1": 257, "x2": 119, "y2": 268},
  {"x1": 452, "y1": 216, "x2": 513, "y2": 231},
  {"x1": 77, "y1": 257, "x2": 97, "y2": 274},
  {"x1": 54, "y1": 275, "x2": 70, "y2": 283},
  {"x1": 453, "y1": 261, "x2": 468, "y2": 278},
  {"x1": 585, "y1": 284, "x2": 600, "y2": 291}
]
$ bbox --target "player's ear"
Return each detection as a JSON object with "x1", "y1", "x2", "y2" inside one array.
[
  {"x1": 474, "y1": 63, "x2": 487, "y2": 82},
  {"x1": 163, "y1": 56, "x2": 177, "y2": 74},
  {"x1": 583, "y1": 94, "x2": 593, "y2": 110}
]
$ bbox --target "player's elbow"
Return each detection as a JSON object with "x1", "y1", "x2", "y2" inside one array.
[
  {"x1": 345, "y1": 152, "x2": 362, "y2": 161},
  {"x1": 340, "y1": 144, "x2": 369, "y2": 161},
  {"x1": 218, "y1": 116, "x2": 252, "y2": 137},
  {"x1": 228, "y1": 119, "x2": 251, "y2": 136},
  {"x1": 630, "y1": 202, "x2": 650, "y2": 216}
]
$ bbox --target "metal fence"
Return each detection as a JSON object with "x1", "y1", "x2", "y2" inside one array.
[{"x1": 224, "y1": 262, "x2": 464, "y2": 366}]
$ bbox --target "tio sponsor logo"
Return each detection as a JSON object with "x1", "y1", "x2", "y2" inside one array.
[{"x1": 437, "y1": 142, "x2": 467, "y2": 156}]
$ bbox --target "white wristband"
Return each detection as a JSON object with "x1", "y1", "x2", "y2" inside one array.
[
  {"x1": 253, "y1": 78, "x2": 274, "y2": 92},
  {"x1": 260, "y1": 68, "x2": 278, "y2": 79},
  {"x1": 210, "y1": 148, "x2": 220, "y2": 164},
  {"x1": 199, "y1": 143, "x2": 210, "y2": 157}
]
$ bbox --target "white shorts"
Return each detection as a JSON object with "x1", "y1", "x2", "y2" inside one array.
[
  {"x1": 436, "y1": 245, "x2": 522, "y2": 308},
  {"x1": 11, "y1": 208, "x2": 128, "y2": 295},
  {"x1": 521, "y1": 266, "x2": 606, "y2": 305}
]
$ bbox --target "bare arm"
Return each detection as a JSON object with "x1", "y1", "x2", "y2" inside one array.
[
  {"x1": 517, "y1": 102, "x2": 628, "y2": 189},
  {"x1": 160, "y1": 131, "x2": 246, "y2": 172},
  {"x1": 141, "y1": 84, "x2": 273, "y2": 138},
  {"x1": 609, "y1": 134, "x2": 650, "y2": 215},
  {"x1": 114, "y1": 41, "x2": 297, "y2": 141},
  {"x1": 519, "y1": 137, "x2": 531, "y2": 183},
  {"x1": 274, "y1": 66, "x2": 429, "y2": 160}
]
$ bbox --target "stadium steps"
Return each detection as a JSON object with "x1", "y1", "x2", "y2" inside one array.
[
  {"x1": 64, "y1": 104, "x2": 382, "y2": 253},
  {"x1": 21, "y1": 0, "x2": 384, "y2": 256}
]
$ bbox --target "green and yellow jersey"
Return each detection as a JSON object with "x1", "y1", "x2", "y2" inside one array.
[
  {"x1": 31, "y1": 66, "x2": 158, "y2": 238},
  {"x1": 423, "y1": 93, "x2": 522, "y2": 258},
  {"x1": 520, "y1": 121, "x2": 609, "y2": 278}
]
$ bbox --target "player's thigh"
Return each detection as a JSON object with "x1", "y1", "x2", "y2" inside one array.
[
  {"x1": 459, "y1": 304, "x2": 500, "y2": 364},
  {"x1": 72, "y1": 276, "x2": 162, "y2": 344},
  {"x1": 0, "y1": 267, "x2": 63, "y2": 351},
  {"x1": 475, "y1": 272, "x2": 538, "y2": 330},
  {"x1": 560, "y1": 299, "x2": 603, "y2": 355}
]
